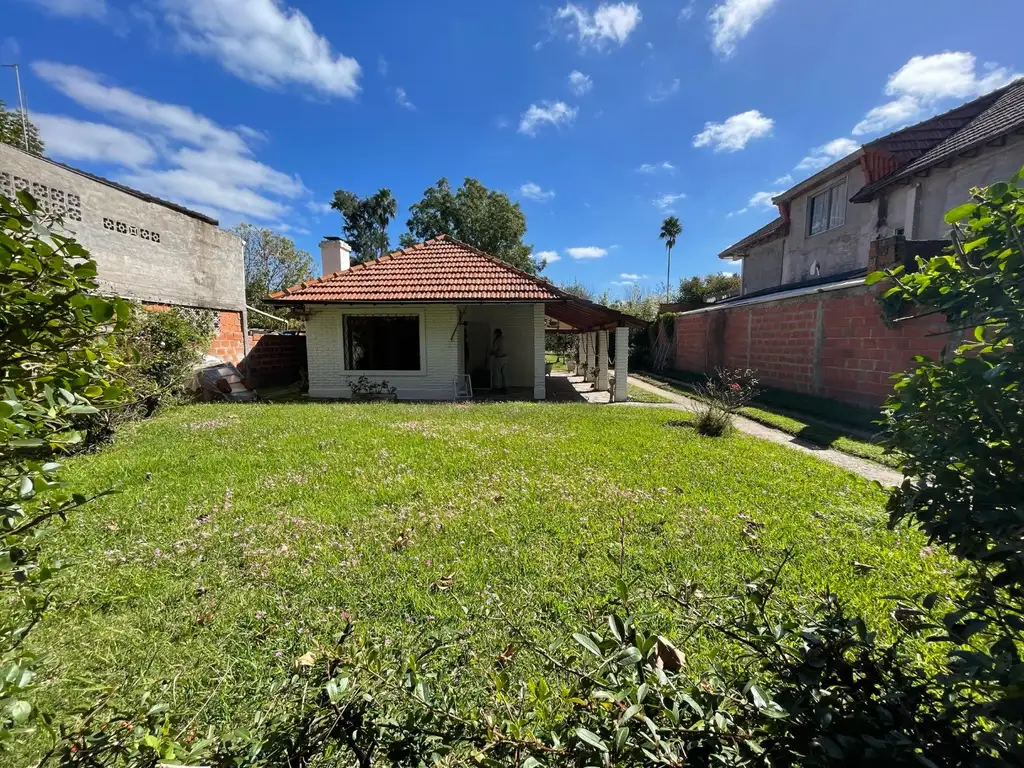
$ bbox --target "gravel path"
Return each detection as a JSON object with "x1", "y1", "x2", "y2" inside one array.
[{"x1": 625, "y1": 377, "x2": 903, "y2": 487}]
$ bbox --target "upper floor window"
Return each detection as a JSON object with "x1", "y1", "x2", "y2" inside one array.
[{"x1": 807, "y1": 179, "x2": 847, "y2": 236}]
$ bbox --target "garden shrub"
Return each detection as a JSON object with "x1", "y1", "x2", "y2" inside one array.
[{"x1": 694, "y1": 367, "x2": 759, "y2": 436}]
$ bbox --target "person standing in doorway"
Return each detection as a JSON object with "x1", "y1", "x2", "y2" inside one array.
[{"x1": 491, "y1": 328, "x2": 508, "y2": 393}]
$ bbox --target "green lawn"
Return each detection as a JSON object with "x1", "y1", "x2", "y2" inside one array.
[
  {"x1": 628, "y1": 383, "x2": 672, "y2": 403},
  {"x1": 25, "y1": 402, "x2": 946, "y2": 759},
  {"x1": 633, "y1": 372, "x2": 898, "y2": 468}
]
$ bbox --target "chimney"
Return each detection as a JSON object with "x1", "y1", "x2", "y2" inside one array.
[{"x1": 320, "y1": 236, "x2": 352, "y2": 275}]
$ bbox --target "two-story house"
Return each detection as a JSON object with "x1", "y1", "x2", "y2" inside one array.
[{"x1": 722, "y1": 79, "x2": 1024, "y2": 296}]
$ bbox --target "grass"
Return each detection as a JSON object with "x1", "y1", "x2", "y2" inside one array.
[
  {"x1": 23, "y1": 402, "x2": 946, "y2": 759},
  {"x1": 628, "y1": 384, "x2": 672, "y2": 403},
  {"x1": 634, "y1": 372, "x2": 899, "y2": 468}
]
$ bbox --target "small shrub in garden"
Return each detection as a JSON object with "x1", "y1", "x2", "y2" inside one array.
[{"x1": 694, "y1": 367, "x2": 759, "y2": 436}]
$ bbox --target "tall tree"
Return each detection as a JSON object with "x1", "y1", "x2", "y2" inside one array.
[
  {"x1": 0, "y1": 100, "x2": 44, "y2": 154},
  {"x1": 330, "y1": 188, "x2": 397, "y2": 264},
  {"x1": 233, "y1": 224, "x2": 314, "y2": 320},
  {"x1": 658, "y1": 216, "x2": 683, "y2": 302},
  {"x1": 401, "y1": 177, "x2": 538, "y2": 274},
  {"x1": 677, "y1": 272, "x2": 740, "y2": 305}
]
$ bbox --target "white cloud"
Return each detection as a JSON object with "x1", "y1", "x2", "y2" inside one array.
[
  {"x1": 567, "y1": 246, "x2": 608, "y2": 259},
  {"x1": 852, "y1": 52, "x2": 1023, "y2": 136},
  {"x1": 172, "y1": 148, "x2": 306, "y2": 197},
  {"x1": 536, "y1": 250, "x2": 560, "y2": 264},
  {"x1": 568, "y1": 70, "x2": 593, "y2": 96},
  {"x1": 121, "y1": 168, "x2": 288, "y2": 220},
  {"x1": 852, "y1": 96, "x2": 919, "y2": 137},
  {"x1": 708, "y1": 0, "x2": 776, "y2": 58},
  {"x1": 377, "y1": 55, "x2": 388, "y2": 77},
  {"x1": 730, "y1": 189, "x2": 780, "y2": 216},
  {"x1": 555, "y1": 3, "x2": 642, "y2": 50},
  {"x1": 648, "y1": 79, "x2": 681, "y2": 103},
  {"x1": 32, "y1": 62, "x2": 308, "y2": 223},
  {"x1": 518, "y1": 101, "x2": 578, "y2": 136},
  {"x1": 773, "y1": 173, "x2": 793, "y2": 186},
  {"x1": 520, "y1": 182, "x2": 556, "y2": 202},
  {"x1": 26, "y1": 0, "x2": 107, "y2": 20},
  {"x1": 307, "y1": 200, "x2": 332, "y2": 214},
  {"x1": 620, "y1": 272, "x2": 646, "y2": 280},
  {"x1": 678, "y1": 0, "x2": 697, "y2": 21},
  {"x1": 653, "y1": 192, "x2": 686, "y2": 211},
  {"x1": 395, "y1": 87, "x2": 415, "y2": 110},
  {"x1": 637, "y1": 161, "x2": 676, "y2": 174},
  {"x1": 795, "y1": 137, "x2": 859, "y2": 170},
  {"x1": 34, "y1": 114, "x2": 156, "y2": 166},
  {"x1": 160, "y1": 0, "x2": 361, "y2": 98},
  {"x1": 611, "y1": 280, "x2": 635, "y2": 287},
  {"x1": 692, "y1": 109, "x2": 773, "y2": 151},
  {"x1": 34, "y1": 61, "x2": 250, "y2": 153}
]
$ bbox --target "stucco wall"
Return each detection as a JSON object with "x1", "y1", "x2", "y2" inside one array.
[
  {"x1": 914, "y1": 134, "x2": 1024, "y2": 240},
  {"x1": 739, "y1": 239, "x2": 784, "y2": 295},
  {"x1": 783, "y1": 162, "x2": 875, "y2": 284},
  {"x1": 304, "y1": 303, "x2": 543, "y2": 400},
  {"x1": 0, "y1": 144, "x2": 244, "y2": 312}
]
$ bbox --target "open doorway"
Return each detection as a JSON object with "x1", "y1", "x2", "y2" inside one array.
[{"x1": 466, "y1": 320, "x2": 491, "y2": 390}]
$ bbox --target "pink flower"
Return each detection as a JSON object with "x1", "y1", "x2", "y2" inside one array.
[{"x1": 730, "y1": 383, "x2": 741, "y2": 392}]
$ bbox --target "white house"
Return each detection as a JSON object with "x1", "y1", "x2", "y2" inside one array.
[{"x1": 269, "y1": 235, "x2": 643, "y2": 401}]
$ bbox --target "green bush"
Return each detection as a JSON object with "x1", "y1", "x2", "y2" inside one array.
[{"x1": 871, "y1": 167, "x2": 1024, "y2": 755}]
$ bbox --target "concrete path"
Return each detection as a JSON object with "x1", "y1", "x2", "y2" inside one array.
[{"x1": 625, "y1": 377, "x2": 902, "y2": 487}]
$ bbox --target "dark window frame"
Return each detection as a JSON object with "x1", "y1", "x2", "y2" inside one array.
[
  {"x1": 342, "y1": 313, "x2": 422, "y2": 373},
  {"x1": 807, "y1": 178, "x2": 848, "y2": 237}
]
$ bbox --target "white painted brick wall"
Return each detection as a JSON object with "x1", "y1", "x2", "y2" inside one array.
[{"x1": 305, "y1": 303, "x2": 544, "y2": 400}]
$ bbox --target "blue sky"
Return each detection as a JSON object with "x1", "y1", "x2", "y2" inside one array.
[{"x1": 4, "y1": 0, "x2": 1022, "y2": 295}]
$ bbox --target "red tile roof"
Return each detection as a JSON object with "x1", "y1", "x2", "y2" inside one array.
[{"x1": 270, "y1": 234, "x2": 567, "y2": 303}]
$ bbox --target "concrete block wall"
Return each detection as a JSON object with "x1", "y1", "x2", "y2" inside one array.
[
  {"x1": 0, "y1": 143, "x2": 244, "y2": 313},
  {"x1": 670, "y1": 282, "x2": 951, "y2": 408}
]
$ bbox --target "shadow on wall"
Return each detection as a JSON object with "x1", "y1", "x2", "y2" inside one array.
[{"x1": 242, "y1": 333, "x2": 307, "y2": 388}]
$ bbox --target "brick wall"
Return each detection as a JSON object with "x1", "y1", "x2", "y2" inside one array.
[
  {"x1": 670, "y1": 282, "x2": 952, "y2": 408},
  {"x1": 143, "y1": 303, "x2": 246, "y2": 364},
  {"x1": 242, "y1": 333, "x2": 307, "y2": 387}
]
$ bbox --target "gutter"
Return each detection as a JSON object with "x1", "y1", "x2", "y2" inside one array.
[{"x1": 676, "y1": 277, "x2": 867, "y2": 316}]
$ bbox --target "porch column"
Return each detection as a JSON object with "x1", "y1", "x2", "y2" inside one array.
[
  {"x1": 576, "y1": 334, "x2": 585, "y2": 375},
  {"x1": 614, "y1": 325, "x2": 629, "y2": 402},
  {"x1": 533, "y1": 303, "x2": 546, "y2": 400},
  {"x1": 597, "y1": 330, "x2": 610, "y2": 391},
  {"x1": 584, "y1": 332, "x2": 596, "y2": 382}
]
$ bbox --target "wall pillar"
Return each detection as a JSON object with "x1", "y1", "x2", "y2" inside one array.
[
  {"x1": 597, "y1": 330, "x2": 610, "y2": 391},
  {"x1": 533, "y1": 303, "x2": 546, "y2": 400},
  {"x1": 584, "y1": 332, "x2": 596, "y2": 382},
  {"x1": 614, "y1": 326, "x2": 629, "y2": 402}
]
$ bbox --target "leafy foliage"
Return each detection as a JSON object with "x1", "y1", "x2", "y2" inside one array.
[
  {"x1": 401, "y1": 177, "x2": 538, "y2": 274},
  {"x1": 0, "y1": 99, "x2": 44, "y2": 155},
  {"x1": 0, "y1": 191, "x2": 128, "y2": 754},
  {"x1": 871, "y1": 168, "x2": 1024, "y2": 755},
  {"x1": 233, "y1": 223, "x2": 314, "y2": 320},
  {"x1": 331, "y1": 188, "x2": 398, "y2": 264},
  {"x1": 677, "y1": 273, "x2": 741, "y2": 305}
]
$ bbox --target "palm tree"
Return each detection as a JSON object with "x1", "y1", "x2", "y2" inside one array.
[
  {"x1": 369, "y1": 188, "x2": 398, "y2": 260},
  {"x1": 659, "y1": 216, "x2": 683, "y2": 302}
]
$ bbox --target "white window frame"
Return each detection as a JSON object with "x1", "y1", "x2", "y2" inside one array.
[
  {"x1": 340, "y1": 309, "x2": 427, "y2": 376},
  {"x1": 807, "y1": 178, "x2": 848, "y2": 237}
]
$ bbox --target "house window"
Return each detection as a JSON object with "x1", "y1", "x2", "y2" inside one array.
[
  {"x1": 344, "y1": 314, "x2": 421, "y2": 371},
  {"x1": 807, "y1": 179, "x2": 847, "y2": 236}
]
